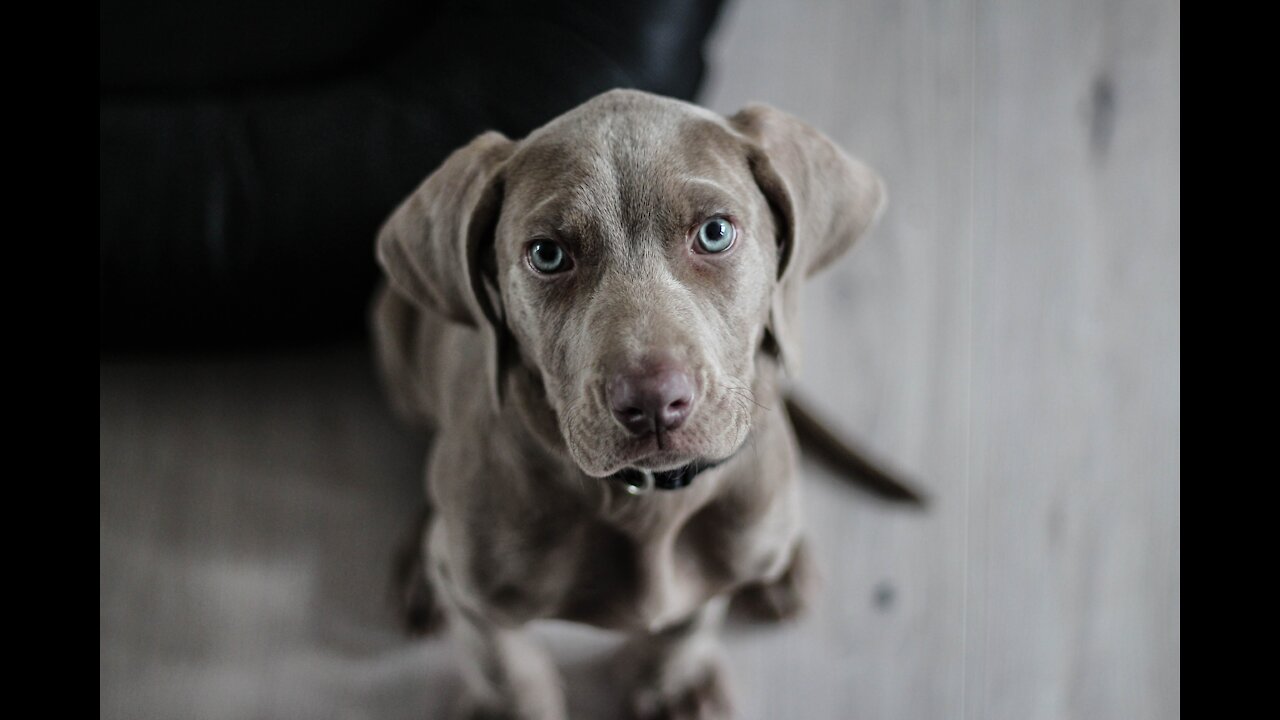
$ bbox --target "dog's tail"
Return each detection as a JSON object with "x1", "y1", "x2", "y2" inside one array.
[{"x1": 783, "y1": 392, "x2": 928, "y2": 507}]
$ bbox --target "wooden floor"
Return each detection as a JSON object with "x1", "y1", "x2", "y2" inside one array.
[{"x1": 99, "y1": 1, "x2": 1180, "y2": 718}]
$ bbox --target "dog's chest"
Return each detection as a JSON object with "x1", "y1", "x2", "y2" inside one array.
[{"x1": 474, "y1": 476, "x2": 798, "y2": 632}]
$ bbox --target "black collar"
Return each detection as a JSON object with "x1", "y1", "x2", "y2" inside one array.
[{"x1": 608, "y1": 455, "x2": 731, "y2": 493}]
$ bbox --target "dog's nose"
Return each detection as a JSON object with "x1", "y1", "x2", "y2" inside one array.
[{"x1": 607, "y1": 366, "x2": 695, "y2": 436}]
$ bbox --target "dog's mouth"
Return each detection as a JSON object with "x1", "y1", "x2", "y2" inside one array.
[
  {"x1": 606, "y1": 453, "x2": 736, "y2": 494},
  {"x1": 565, "y1": 387, "x2": 755, "y2": 483}
]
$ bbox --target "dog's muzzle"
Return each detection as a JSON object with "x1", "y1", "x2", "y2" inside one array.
[{"x1": 609, "y1": 456, "x2": 730, "y2": 494}]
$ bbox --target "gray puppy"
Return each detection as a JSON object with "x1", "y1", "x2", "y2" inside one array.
[{"x1": 372, "y1": 89, "x2": 885, "y2": 719}]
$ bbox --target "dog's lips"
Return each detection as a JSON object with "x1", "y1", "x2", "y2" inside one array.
[
  {"x1": 611, "y1": 433, "x2": 705, "y2": 473},
  {"x1": 628, "y1": 451, "x2": 698, "y2": 473},
  {"x1": 604, "y1": 441, "x2": 742, "y2": 491},
  {"x1": 598, "y1": 428, "x2": 749, "y2": 478}
]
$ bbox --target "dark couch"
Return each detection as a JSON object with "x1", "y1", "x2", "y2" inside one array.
[{"x1": 100, "y1": 0, "x2": 726, "y2": 350}]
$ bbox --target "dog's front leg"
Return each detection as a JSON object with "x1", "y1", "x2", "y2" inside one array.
[
  {"x1": 617, "y1": 596, "x2": 733, "y2": 720},
  {"x1": 437, "y1": 585, "x2": 566, "y2": 720}
]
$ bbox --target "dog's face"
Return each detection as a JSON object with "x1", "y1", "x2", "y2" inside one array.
[
  {"x1": 377, "y1": 90, "x2": 885, "y2": 479},
  {"x1": 493, "y1": 102, "x2": 777, "y2": 476}
]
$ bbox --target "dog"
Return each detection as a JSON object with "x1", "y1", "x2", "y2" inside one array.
[{"x1": 372, "y1": 88, "x2": 888, "y2": 719}]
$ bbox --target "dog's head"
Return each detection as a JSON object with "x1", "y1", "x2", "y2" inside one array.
[{"x1": 377, "y1": 90, "x2": 884, "y2": 478}]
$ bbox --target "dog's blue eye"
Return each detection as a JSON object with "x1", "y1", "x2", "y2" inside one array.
[
  {"x1": 528, "y1": 240, "x2": 572, "y2": 274},
  {"x1": 695, "y1": 217, "x2": 735, "y2": 253}
]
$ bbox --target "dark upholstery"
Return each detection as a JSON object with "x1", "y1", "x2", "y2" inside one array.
[{"x1": 100, "y1": 0, "x2": 726, "y2": 349}]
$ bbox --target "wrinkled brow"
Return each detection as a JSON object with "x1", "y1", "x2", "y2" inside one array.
[
  {"x1": 521, "y1": 194, "x2": 616, "y2": 243},
  {"x1": 677, "y1": 178, "x2": 741, "y2": 218}
]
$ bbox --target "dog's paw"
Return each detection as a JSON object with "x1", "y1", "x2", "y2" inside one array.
[
  {"x1": 730, "y1": 537, "x2": 816, "y2": 623},
  {"x1": 629, "y1": 661, "x2": 732, "y2": 720}
]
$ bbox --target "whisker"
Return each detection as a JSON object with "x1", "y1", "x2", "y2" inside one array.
[{"x1": 717, "y1": 383, "x2": 772, "y2": 412}]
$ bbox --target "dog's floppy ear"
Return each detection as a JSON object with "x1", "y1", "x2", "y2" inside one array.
[
  {"x1": 375, "y1": 130, "x2": 516, "y2": 407},
  {"x1": 730, "y1": 104, "x2": 886, "y2": 373}
]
